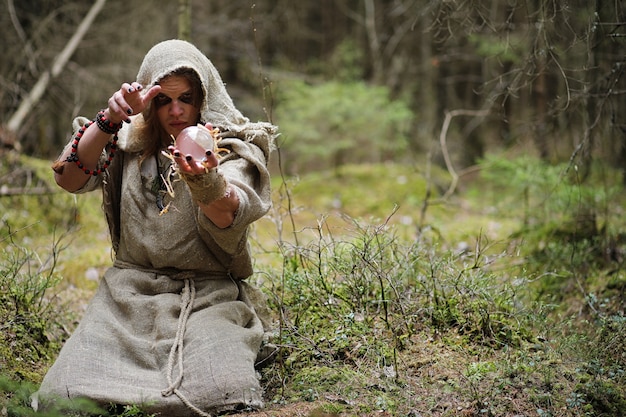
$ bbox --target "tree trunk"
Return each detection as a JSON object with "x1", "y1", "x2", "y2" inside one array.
[
  {"x1": 178, "y1": 0, "x2": 192, "y2": 41},
  {"x1": 363, "y1": 0, "x2": 383, "y2": 83},
  {"x1": 579, "y1": 0, "x2": 613, "y2": 182},
  {"x1": 419, "y1": 13, "x2": 436, "y2": 154},
  {"x1": 532, "y1": 8, "x2": 549, "y2": 161}
]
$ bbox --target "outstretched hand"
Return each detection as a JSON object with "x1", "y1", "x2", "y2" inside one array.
[
  {"x1": 106, "y1": 82, "x2": 162, "y2": 124},
  {"x1": 168, "y1": 123, "x2": 220, "y2": 175}
]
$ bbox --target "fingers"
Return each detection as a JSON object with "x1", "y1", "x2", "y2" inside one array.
[
  {"x1": 141, "y1": 84, "x2": 162, "y2": 105},
  {"x1": 107, "y1": 82, "x2": 162, "y2": 124},
  {"x1": 202, "y1": 149, "x2": 219, "y2": 168},
  {"x1": 107, "y1": 92, "x2": 129, "y2": 124},
  {"x1": 107, "y1": 83, "x2": 137, "y2": 123},
  {"x1": 167, "y1": 145, "x2": 219, "y2": 175}
]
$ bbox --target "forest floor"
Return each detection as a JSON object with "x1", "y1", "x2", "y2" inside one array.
[{"x1": 2, "y1": 155, "x2": 625, "y2": 417}]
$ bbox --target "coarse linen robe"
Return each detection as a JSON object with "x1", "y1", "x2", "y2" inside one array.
[{"x1": 35, "y1": 39, "x2": 278, "y2": 416}]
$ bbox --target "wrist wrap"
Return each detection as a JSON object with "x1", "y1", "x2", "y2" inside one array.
[{"x1": 179, "y1": 168, "x2": 227, "y2": 204}]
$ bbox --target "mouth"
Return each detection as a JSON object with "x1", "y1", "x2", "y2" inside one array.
[
  {"x1": 170, "y1": 120, "x2": 188, "y2": 129},
  {"x1": 168, "y1": 121, "x2": 189, "y2": 135}
]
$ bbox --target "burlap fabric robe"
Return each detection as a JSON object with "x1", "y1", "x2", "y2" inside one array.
[{"x1": 35, "y1": 40, "x2": 277, "y2": 416}]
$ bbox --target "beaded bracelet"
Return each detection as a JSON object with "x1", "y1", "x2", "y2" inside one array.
[
  {"x1": 65, "y1": 117, "x2": 120, "y2": 176},
  {"x1": 95, "y1": 109, "x2": 123, "y2": 134}
]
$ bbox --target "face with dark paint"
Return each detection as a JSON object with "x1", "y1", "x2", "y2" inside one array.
[{"x1": 154, "y1": 75, "x2": 201, "y2": 138}]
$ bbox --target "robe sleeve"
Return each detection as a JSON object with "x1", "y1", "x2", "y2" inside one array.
[{"x1": 196, "y1": 136, "x2": 273, "y2": 275}]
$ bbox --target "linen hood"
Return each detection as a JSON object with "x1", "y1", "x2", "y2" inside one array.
[{"x1": 117, "y1": 39, "x2": 277, "y2": 154}]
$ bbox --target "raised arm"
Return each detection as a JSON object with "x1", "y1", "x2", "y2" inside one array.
[{"x1": 53, "y1": 82, "x2": 161, "y2": 192}]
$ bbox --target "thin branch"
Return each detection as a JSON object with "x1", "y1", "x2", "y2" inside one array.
[
  {"x1": 439, "y1": 109, "x2": 489, "y2": 199},
  {"x1": 6, "y1": 0, "x2": 107, "y2": 135},
  {"x1": 7, "y1": 0, "x2": 38, "y2": 75},
  {"x1": 0, "y1": 186, "x2": 56, "y2": 197}
]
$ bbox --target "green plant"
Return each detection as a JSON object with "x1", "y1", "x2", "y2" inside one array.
[
  {"x1": 0, "y1": 375, "x2": 157, "y2": 417},
  {"x1": 274, "y1": 79, "x2": 413, "y2": 173},
  {"x1": 478, "y1": 155, "x2": 621, "y2": 254},
  {"x1": 0, "y1": 223, "x2": 73, "y2": 382},
  {"x1": 414, "y1": 233, "x2": 536, "y2": 348},
  {"x1": 0, "y1": 375, "x2": 104, "y2": 417},
  {"x1": 263, "y1": 212, "x2": 541, "y2": 413},
  {"x1": 102, "y1": 404, "x2": 158, "y2": 417}
]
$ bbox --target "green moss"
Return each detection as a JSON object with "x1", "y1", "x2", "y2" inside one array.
[
  {"x1": 283, "y1": 163, "x2": 430, "y2": 219},
  {"x1": 577, "y1": 379, "x2": 626, "y2": 416}
]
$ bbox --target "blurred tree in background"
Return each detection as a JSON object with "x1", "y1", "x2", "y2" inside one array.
[
  {"x1": 0, "y1": 0, "x2": 624, "y2": 179},
  {"x1": 275, "y1": 79, "x2": 412, "y2": 174}
]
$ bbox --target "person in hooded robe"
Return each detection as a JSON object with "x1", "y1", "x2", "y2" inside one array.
[{"x1": 35, "y1": 39, "x2": 279, "y2": 416}]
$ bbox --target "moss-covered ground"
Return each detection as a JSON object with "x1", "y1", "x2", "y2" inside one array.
[{"x1": 1, "y1": 151, "x2": 625, "y2": 416}]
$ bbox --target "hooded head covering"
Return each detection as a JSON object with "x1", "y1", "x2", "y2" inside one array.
[
  {"x1": 136, "y1": 39, "x2": 246, "y2": 126},
  {"x1": 119, "y1": 39, "x2": 277, "y2": 153}
]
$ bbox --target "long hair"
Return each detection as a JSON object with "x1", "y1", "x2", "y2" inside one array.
[{"x1": 139, "y1": 67, "x2": 204, "y2": 163}]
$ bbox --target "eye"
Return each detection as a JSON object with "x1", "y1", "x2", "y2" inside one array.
[
  {"x1": 154, "y1": 94, "x2": 172, "y2": 107},
  {"x1": 179, "y1": 92, "x2": 193, "y2": 105}
]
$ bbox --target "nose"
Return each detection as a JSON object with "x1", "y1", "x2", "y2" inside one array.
[{"x1": 169, "y1": 100, "x2": 184, "y2": 117}]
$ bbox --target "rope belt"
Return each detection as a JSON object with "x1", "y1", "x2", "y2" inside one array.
[
  {"x1": 112, "y1": 261, "x2": 217, "y2": 416},
  {"x1": 162, "y1": 276, "x2": 193, "y2": 397},
  {"x1": 161, "y1": 277, "x2": 213, "y2": 417}
]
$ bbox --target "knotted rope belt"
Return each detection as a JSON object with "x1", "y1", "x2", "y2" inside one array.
[
  {"x1": 162, "y1": 275, "x2": 214, "y2": 417},
  {"x1": 113, "y1": 261, "x2": 226, "y2": 417}
]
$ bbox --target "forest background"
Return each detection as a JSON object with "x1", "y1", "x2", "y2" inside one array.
[{"x1": 1, "y1": 1, "x2": 625, "y2": 416}]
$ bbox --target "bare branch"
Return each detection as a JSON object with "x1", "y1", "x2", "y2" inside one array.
[
  {"x1": 440, "y1": 109, "x2": 489, "y2": 199},
  {"x1": 5, "y1": 0, "x2": 107, "y2": 136},
  {"x1": 0, "y1": 186, "x2": 55, "y2": 197},
  {"x1": 7, "y1": 0, "x2": 38, "y2": 75}
]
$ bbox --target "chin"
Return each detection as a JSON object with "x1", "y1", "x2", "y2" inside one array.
[{"x1": 167, "y1": 128, "x2": 183, "y2": 138}]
